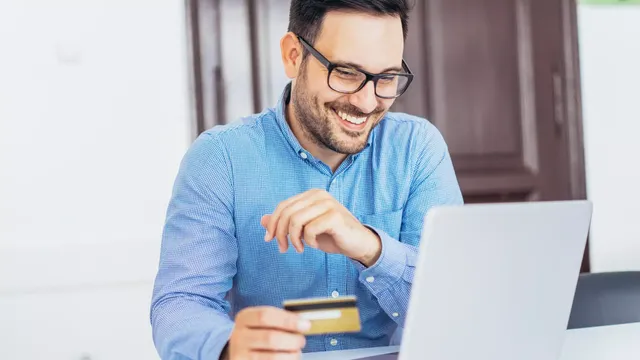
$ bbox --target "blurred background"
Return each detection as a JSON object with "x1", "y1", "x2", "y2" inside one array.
[{"x1": 0, "y1": 0, "x2": 638, "y2": 359}]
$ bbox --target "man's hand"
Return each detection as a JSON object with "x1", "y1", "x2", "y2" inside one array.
[
  {"x1": 225, "y1": 307, "x2": 310, "y2": 360},
  {"x1": 261, "y1": 189, "x2": 382, "y2": 267}
]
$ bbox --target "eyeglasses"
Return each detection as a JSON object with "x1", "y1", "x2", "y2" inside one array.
[{"x1": 297, "y1": 36, "x2": 414, "y2": 99}]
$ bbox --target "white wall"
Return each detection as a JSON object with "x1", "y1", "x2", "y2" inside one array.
[
  {"x1": 0, "y1": 1, "x2": 191, "y2": 358},
  {"x1": 0, "y1": 2, "x2": 637, "y2": 358},
  {"x1": 578, "y1": 5, "x2": 640, "y2": 272}
]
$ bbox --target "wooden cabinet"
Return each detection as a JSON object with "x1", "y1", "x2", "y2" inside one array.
[
  {"x1": 187, "y1": 0, "x2": 589, "y2": 271},
  {"x1": 395, "y1": 0, "x2": 589, "y2": 271},
  {"x1": 395, "y1": 0, "x2": 586, "y2": 206}
]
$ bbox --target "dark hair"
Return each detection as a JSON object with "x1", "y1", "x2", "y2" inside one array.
[{"x1": 288, "y1": 0, "x2": 411, "y2": 47}]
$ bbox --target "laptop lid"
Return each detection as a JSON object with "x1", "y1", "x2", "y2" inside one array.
[{"x1": 392, "y1": 201, "x2": 592, "y2": 360}]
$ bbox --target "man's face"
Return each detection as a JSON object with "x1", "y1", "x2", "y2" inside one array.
[{"x1": 292, "y1": 11, "x2": 405, "y2": 155}]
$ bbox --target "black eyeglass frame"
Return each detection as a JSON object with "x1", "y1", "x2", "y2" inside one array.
[{"x1": 297, "y1": 35, "x2": 414, "y2": 99}]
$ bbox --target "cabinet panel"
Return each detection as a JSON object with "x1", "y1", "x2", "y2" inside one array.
[
  {"x1": 424, "y1": 0, "x2": 541, "y2": 196},
  {"x1": 393, "y1": 0, "x2": 588, "y2": 205},
  {"x1": 428, "y1": 0, "x2": 524, "y2": 158}
]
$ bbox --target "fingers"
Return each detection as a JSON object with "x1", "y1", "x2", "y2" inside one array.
[
  {"x1": 261, "y1": 215, "x2": 271, "y2": 228},
  {"x1": 279, "y1": 198, "x2": 335, "y2": 253},
  {"x1": 302, "y1": 211, "x2": 339, "y2": 249},
  {"x1": 265, "y1": 192, "x2": 309, "y2": 240},
  {"x1": 265, "y1": 190, "x2": 331, "y2": 252},
  {"x1": 232, "y1": 307, "x2": 309, "y2": 360},
  {"x1": 242, "y1": 329, "x2": 306, "y2": 352},
  {"x1": 232, "y1": 307, "x2": 307, "y2": 360},
  {"x1": 288, "y1": 199, "x2": 335, "y2": 250},
  {"x1": 238, "y1": 307, "x2": 311, "y2": 333},
  {"x1": 274, "y1": 197, "x2": 319, "y2": 253}
]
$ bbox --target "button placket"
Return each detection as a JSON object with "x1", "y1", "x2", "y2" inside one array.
[{"x1": 326, "y1": 173, "x2": 340, "y2": 306}]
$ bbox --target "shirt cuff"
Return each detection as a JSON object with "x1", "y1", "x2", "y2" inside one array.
[
  {"x1": 206, "y1": 323, "x2": 234, "y2": 360},
  {"x1": 353, "y1": 226, "x2": 407, "y2": 296}
]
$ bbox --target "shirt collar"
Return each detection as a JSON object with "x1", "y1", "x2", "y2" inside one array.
[
  {"x1": 274, "y1": 83, "x2": 306, "y2": 157},
  {"x1": 273, "y1": 82, "x2": 373, "y2": 160}
]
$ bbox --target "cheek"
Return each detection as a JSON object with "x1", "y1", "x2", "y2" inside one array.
[
  {"x1": 380, "y1": 98, "x2": 395, "y2": 111},
  {"x1": 304, "y1": 65, "x2": 327, "y2": 89},
  {"x1": 318, "y1": 93, "x2": 347, "y2": 113}
]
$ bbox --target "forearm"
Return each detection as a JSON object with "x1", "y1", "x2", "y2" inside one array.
[
  {"x1": 353, "y1": 228, "x2": 417, "y2": 327},
  {"x1": 151, "y1": 295, "x2": 234, "y2": 360}
]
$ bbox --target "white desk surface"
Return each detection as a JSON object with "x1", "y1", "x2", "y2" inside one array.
[{"x1": 303, "y1": 322, "x2": 640, "y2": 360}]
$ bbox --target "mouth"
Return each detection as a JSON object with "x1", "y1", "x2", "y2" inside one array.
[{"x1": 331, "y1": 108, "x2": 369, "y2": 131}]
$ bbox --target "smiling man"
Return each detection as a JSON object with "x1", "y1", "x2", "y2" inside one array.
[{"x1": 150, "y1": 1, "x2": 463, "y2": 359}]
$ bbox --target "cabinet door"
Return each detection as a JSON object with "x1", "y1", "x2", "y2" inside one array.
[
  {"x1": 397, "y1": 0, "x2": 585, "y2": 205},
  {"x1": 396, "y1": 0, "x2": 589, "y2": 271}
]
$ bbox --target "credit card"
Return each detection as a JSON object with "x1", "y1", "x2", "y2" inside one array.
[{"x1": 283, "y1": 295, "x2": 361, "y2": 335}]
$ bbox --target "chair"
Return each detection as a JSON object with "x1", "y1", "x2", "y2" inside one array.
[{"x1": 567, "y1": 271, "x2": 640, "y2": 329}]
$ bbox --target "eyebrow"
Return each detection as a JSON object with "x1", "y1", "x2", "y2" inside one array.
[{"x1": 337, "y1": 61, "x2": 404, "y2": 74}]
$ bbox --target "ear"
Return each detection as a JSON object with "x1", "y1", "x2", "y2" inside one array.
[{"x1": 280, "y1": 32, "x2": 303, "y2": 79}]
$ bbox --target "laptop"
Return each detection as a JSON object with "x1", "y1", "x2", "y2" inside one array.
[{"x1": 357, "y1": 200, "x2": 592, "y2": 360}]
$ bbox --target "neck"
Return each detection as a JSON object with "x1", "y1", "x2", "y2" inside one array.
[{"x1": 285, "y1": 102, "x2": 347, "y2": 172}]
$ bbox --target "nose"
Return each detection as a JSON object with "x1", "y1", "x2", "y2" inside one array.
[{"x1": 348, "y1": 80, "x2": 378, "y2": 115}]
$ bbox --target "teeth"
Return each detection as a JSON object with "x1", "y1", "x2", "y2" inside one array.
[{"x1": 337, "y1": 110, "x2": 367, "y2": 125}]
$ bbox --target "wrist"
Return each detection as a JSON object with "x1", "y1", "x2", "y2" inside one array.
[{"x1": 357, "y1": 226, "x2": 382, "y2": 267}]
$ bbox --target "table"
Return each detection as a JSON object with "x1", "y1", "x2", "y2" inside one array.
[
  {"x1": 559, "y1": 322, "x2": 640, "y2": 360},
  {"x1": 303, "y1": 322, "x2": 640, "y2": 360}
]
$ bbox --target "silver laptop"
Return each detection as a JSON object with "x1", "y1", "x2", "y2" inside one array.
[{"x1": 358, "y1": 200, "x2": 592, "y2": 360}]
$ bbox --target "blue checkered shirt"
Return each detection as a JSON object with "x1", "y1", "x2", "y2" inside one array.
[{"x1": 150, "y1": 85, "x2": 463, "y2": 359}]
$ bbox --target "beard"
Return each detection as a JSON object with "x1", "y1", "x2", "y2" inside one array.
[{"x1": 291, "y1": 72, "x2": 386, "y2": 155}]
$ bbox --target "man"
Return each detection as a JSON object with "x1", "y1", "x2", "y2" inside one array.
[{"x1": 150, "y1": 0, "x2": 462, "y2": 359}]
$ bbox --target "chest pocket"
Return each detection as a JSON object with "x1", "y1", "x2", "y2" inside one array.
[{"x1": 356, "y1": 209, "x2": 404, "y2": 241}]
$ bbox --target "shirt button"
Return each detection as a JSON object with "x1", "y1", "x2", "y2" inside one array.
[
  {"x1": 366, "y1": 276, "x2": 375, "y2": 283},
  {"x1": 330, "y1": 338, "x2": 338, "y2": 346},
  {"x1": 331, "y1": 290, "x2": 340, "y2": 298},
  {"x1": 299, "y1": 151, "x2": 308, "y2": 159},
  {"x1": 392, "y1": 312, "x2": 399, "y2": 318}
]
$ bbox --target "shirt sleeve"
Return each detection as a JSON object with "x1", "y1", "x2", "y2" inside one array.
[
  {"x1": 150, "y1": 133, "x2": 237, "y2": 360},
  {"x1": 353, "y1": 124, "x2": 464, "y2": 327}
]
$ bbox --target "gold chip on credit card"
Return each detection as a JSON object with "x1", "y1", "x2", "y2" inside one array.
[{"x1": 283, "y1": 295, "x2": 362, "y2": 335}]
